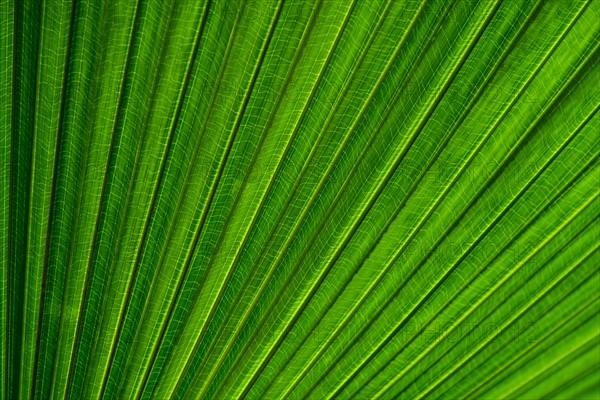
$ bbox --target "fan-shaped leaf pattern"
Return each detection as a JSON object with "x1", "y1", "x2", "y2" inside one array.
[{"x1": 1, "y1": 0, "x2": 598, "y2": 399}]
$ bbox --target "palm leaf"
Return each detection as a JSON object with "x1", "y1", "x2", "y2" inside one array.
[{"x1": 1, "y1": 0, "x2": 599, "y2": 399}]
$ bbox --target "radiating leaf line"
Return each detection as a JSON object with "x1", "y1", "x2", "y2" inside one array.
[
  {"x1": 37, "y1": 0, "x2": 126, "y2": 397},
  {"x1": 501, "y1": 332, "x2": 600, "y2": 399},
  {"x1": 347, "y1": 157, "x2": 600, "y2": 399},
  {"x1": 255, "y1": 4, "x2": 516, "y2": 398},
  {"x1": 140, "y1": 2, "x2": 286, "y2": 397},
  {"x1": 2, "y1": 1, "x2": 14, "y2": 398},
  {"x1": 371, "y1": 146, "x2": 598, "y2": 390},
  {"x1": 19, "y1": 0, "x2": 45, "y2": 395},
  {"x1": 537, "y1": 360, "x2": 600, "y2": 400},
  {"x1": 379, "y1": 192, "x2": 600, "y2": 399},
  {"x1": 206, "y1": 3, "x2": 419, "y2": 375},
  {"x1": 3, "y1": 1, "x2": 599, "y2": 398},
  {"x1": 418, "y1": 203, "x2": 600, "y2": 400},
  {"x1": 359, "y1": 188, "x2": 598, "y2": 398},
  {"x1": 185, "y1": 3, "x2": 428, "y2": 396},
  {"x1": 131, "y1": 2, "x2": 251, "y2": 396},
  {"x1": 31, "y1": 1, "x2": 77, "y2": 397},
  {"x1": 510, "y1": 334, "x2": 600, "y2": 395},
  {"x1": 460, "y1": 295, "x2": 600, "y2": 400},
  {"x1": 109, "y1": 1, "x2": 229, "y2": 398},
  {"x1": 95, "y1": 3, "x2": 211, "y2": 398},
  {"x1": 209, "y1": 3, "x2": 466, "y2": 395},
  {"x1": 234, "y1": 0, "x2": 430, "y2": 294},
  {"x1": 318, "y1": 125, "x2": 596, "y2": 400},
  {"x1": 480, "y1": 284, "x2": 598, "y2": 397},
  {"x1": 278, "y1": 7, "x2": 596, "y2": 395},
  {"x1": 409, "y1": 245, "x2": 600, "y2": 400},
  {"x1": 448, "y1": 272, "x2": 600, "y2": 400},
  {"x1": 72, "y1": 1, "x2": 194, "y2": 395},
  {"x1": 257, "y1": 3, "x2": 546, "y2": 395},
  {"x1": 177, "y1": 4, "x2": 426, "y2": 398},
  {"x1": 302, "y1": 54, "x2": 593, "y2": 400},
  {"x1": 62, "y1": 0, "x2": 143, "y2": 396},
  {"x1": 64, "y1": 3, "x2": 149, "y2": 399},
  {"x1": 344, "y1": 87, "x2": 599, "y2": 389},
  {"x1": 172, "y1": 1, "x2": 354, "y2": 397},
  {"x1": 128, "y1": 2, "x2": 254, "y2": 397},
  {"x1": 337, "y1": 167, "x2": 600, "y2": 400}
]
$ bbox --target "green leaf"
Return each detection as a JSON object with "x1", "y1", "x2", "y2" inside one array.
[{"x1": 2, "y1": 0, "x2": 599, "y2": 399}]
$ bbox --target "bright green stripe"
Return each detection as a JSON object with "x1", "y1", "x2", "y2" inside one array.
[
  {"x1": 229, "y1": 0, "x2": 496, "y2": 392},
  {"x1": 146, "y1": 1, "x2": 288, "y2": 398},
  {"x1": 66, "y1": 0, "x2": 179, "y2": 398},
  {"x1": 102, "y1": 1, "x2": 210, "y2": 399},
  {"x1": 3, "y1": 1, "x2": 599, "y2": 398},
  {"x1": 133, "y1": 1, "x2": 254, "y2": 398},
  {"x1": 319, "y1": 62, "x2": 599, "y2": 399},
  {"x1": 11, "y1": 0, "x2": 40, "y2": 398},
  {"x1": 412, "y1": 228, "x2": 600, "y2": 399},
  {"x1": 0, "y1": 1, "x2": 13, "y2": 399},
  {"x1": 481, "y1": 280, "x2": 600, "y2": 400},
  {"x1": 349, "y1": 50, "x2": 600, "y2": 396},
  {"x1": 371, "y1": 154, "x2": 600, "y2": 399},
  {"x1": 204, "y1": 0, "x2": 462, "y2": 396},
  {"x1": 435, "y1": 290, "x2": 600, "y2": 398},
  {"x1": 346, "y1": 157, "x2": 600, "y2": 399},
  {"x1": 76, "y1": 0, "x2": 210, "y2": 398},
  {"x1": 276, "y1": 0, "x2": 516, "y2": 396},
  {"x1": 461, "y1": 296, "x2": 600, "y2": 400},
  {"x1": 390, "y1": 249, "x2": 600, "y2": 400},
  {"x1": 64, "y1": 0, "x2": 142, "y2": 397},
  {"x1": 287, "y1": 3, "x2": 597, "y2": 396},
  {"x1": 251, "y1": 0, "x2": 543, "y2": 396},
  {"x1": 383, "y1": 201, "x2": 600, "y2": 399},
  {"x1": 22, "y1": 0, "x2": 74, "y2": 398},
  {"x1": 347, "y1": 130, "x2": 600, "y2": 398},
  {"x1": 518, "y1": 339, "x2": 599, "y2": 399},
  {"x1": 159, "y1": 0, "x2": 328, "y2": 396},
  {"x1": 198, "y1": 0, "x2": 432, "y2": 397},
  {"x1": 177, "y1": 0, "x2": 374, "y2": 397},
  {"x1": 544, "y1": 355, "x2": 600, "y2": 400},
  {"x1": 32, "y1": 1, "x2": 105, "y2": 399},
  {"x1": 62, "y1": 0, "x2": 142, "y2": 398}
]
